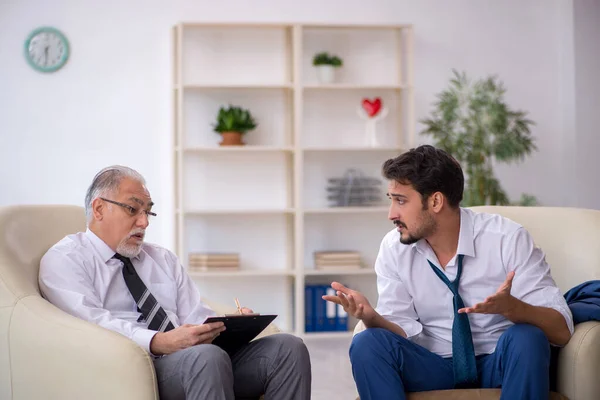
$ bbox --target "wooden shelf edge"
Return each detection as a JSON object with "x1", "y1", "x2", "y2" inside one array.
[
  {"x1": 302, "y1": 84, "x2": 407, "y2": 90},
  {"x1": 184, "y1": 209, "x2": 295, "y2": 215},
  {"x1": 188, "y1": 269, "x2": 294, "y2": 277},
  {"x1": 304, "y1": 207, "x2": 388, "y2": 214},
  {"x1": 177, "y1": 22, "x2": 411, "y2": 30},
  {"x1": 183, "y1": 84, "x2": 293, "y2": 90},
  {"x1": 183, "y1": 146, "x2": 294, "y2": 152},
  {"x1": 304, "y1": 268, "x2": 376, "y2": 276},
  {"x1": 302, "y1": 146, "x2": 404, "y2": 152}
]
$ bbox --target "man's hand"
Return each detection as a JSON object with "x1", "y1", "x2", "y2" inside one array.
[
  {"x1": 459, "y1": 270, "x2": 572, "y2": 345},
  {"x1": 241, "y1": 307, "x2": 254, "y2": 314},
  {"x1": 322, "y1": 281, "x2": 379, "y2": 327},
  {"x1": 458, "y1": 271, "x2": 521, "y2": 320},
  {"x1": 150, "y1": 322, "x2": 226, "y2": 356}
]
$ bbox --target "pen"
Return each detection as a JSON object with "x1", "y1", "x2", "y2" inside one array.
[{"x1": 235, "y1": 297, "x2": 242, "y2": 315}]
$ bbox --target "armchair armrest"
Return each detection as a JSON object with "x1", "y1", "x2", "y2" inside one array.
[
  {"x1": 353, "y1": 320, "x2": 367, "y2": 336},
  {"x1": 556, "y1": 321, "x2": 600, "y2": 400},
  {"x1": 9, "y1": 296, "x2": 158, "y2": 400}
]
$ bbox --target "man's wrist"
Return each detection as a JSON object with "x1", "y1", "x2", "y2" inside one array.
[
  {"x1": 150, "y1": 332, "x2": 167, "y2": 356},
  {"x1": 503, "y1": 296, "x2": 530, "y2": 323},
  {"x1": 363, "y1": 312, "x2": 383, "y2": 329}
]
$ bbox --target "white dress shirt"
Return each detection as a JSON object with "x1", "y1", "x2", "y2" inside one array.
[
  {"x1": 375, "y1": 208, "x2": 574, "y2": 357},
  {"x1": 38, "y1": 229, "x2": 216, "y2": 354}
]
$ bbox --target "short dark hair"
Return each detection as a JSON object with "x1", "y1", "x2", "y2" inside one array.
[{"x1": 382, "y1": 145, "x2": 464, "y2": 208}]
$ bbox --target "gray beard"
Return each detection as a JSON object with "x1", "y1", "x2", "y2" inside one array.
[{"x1": 116, "y1": 241, "x2": 142, "y2": 258}]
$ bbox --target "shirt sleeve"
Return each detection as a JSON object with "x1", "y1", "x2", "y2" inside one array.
[
  {"x1": 503, "y1": 227, "x2": 575, "y2": 340},
  {"x1": 38, "y1": 249, "x2": 158, "y2": 353},
  {"x1": 167, "y1": 251, "x2": 217, "y2": 325},
  {"x1": 374, "y1": 235, "x2": 423, "y2": 338}
]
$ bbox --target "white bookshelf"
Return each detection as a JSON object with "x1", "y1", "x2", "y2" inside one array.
[{"x1": 172, "y1": 22, "x2": 414, "y2": 336}]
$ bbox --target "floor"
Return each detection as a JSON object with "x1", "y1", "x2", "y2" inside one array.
[{"x1": 304, "y1": 335, "x2": 358, "y2": 400}]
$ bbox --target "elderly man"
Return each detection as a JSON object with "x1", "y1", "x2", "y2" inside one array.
[{"x1": 39, "y1": 165, "x2": 311, "y2": 400}]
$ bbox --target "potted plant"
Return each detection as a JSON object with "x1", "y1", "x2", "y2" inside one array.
[
  {"x1": 212, "y1": 104, "x2": 257, "y2": 146},
  {"x1": 421, "y1": 70, "x2": 538, "y2": 206},
  {"x1": 312, "y1": 51, "x2": 343, "y2": 84}
]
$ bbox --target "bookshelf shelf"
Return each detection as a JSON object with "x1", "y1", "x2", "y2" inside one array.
[
  {"x1": 183, "y1": 146, "x2": 294, "y2": 153},
  {"x1": 183, "y1": 84, "x2": 293, "y2": 90},
  {"x1": 184, "y1": 208, "x2": 295, "y2": 215},
  {"x1": 304, "y1": 206, "x2": 389, "y2": 215},
  {"x1": 304, "y1": 268, "x2": 376, "y2": 276},
  {"x1": 302, "y1": 146, "x2": 405, "y2": 152},
  {"x1": 173, "y1": 22, "x2": 414, "y2": 335},
  {"x1": 189, "y1": 269, "x2": 293, "y2": 278},
  {"x1": 302, "y1": 84, "x2": 406, "y2": 90}
]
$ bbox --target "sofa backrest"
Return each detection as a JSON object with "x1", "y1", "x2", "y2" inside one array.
[
  {"x1": 0, "y1": 205, "x2": 86, "y2": 307},
  {"x1": 470, "y1": 206, "x2": 600, "y2": 294}
]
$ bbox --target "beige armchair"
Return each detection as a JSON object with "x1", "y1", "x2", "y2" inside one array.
[
  {"x1": 0, "y1": 205, "x2": 278, "y2": 400},
  {"x1": 354, "y1": 206, "x2": 600, "y2": 400}
]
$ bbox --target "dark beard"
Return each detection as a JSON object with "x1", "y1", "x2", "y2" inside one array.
[
  {"x1": 394, "y1": 216, "x2": 435, "y2": 245},
  {"x1": 399, "y1": 232, "x2": 421, "y2": 245}
]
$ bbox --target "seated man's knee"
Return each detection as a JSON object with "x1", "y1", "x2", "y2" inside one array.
[
  {"x1": 182, "y1": 344, "x2": 232, "y2": 374},
  {"x1": 266, "y1": 333, "x2": 310, "y2": 366},
  {"x1": 503, "y1": 324, "x2": 550, "y2": 357},
  {"x1": 350, "y1": 328, "x2": 398, "y2": 364}
]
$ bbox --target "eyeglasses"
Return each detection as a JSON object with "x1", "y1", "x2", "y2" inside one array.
[{"x1": 100, "y1": 197, "x2": 157, "y2": 219}]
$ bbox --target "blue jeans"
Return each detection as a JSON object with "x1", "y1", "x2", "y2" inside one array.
[{"x1": 350, "y1": 324, "x2": 550, "y2": 400}]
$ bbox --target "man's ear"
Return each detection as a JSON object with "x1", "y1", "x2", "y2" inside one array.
[
  {"x1": 92, "y1": 198, "x2": 104, "y2": 221},
  {"x1": 430, "y1": 192, "x2": 444, "y2": 213}
]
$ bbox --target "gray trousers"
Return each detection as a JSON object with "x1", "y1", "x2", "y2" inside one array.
[{"x1": 152, "y1": 333, "x2": 311, "y2": 400}]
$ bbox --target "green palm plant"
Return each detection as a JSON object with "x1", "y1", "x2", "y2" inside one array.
[{"x1": 421, "y1": 70, "x2": 539, "y2": 206}]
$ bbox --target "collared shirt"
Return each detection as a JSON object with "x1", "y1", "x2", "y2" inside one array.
[
  {"x1": 375, "y1": 208, "x2": 574, "y2": 357},
  {"x1": 38, "y1": 229, "x2": 216, "y2": 354}
]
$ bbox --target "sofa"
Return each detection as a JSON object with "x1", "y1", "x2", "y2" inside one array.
[
  {"x1": 0, "y1": 204, "x2": 279, "y2": 400},
  {"x1": 354, "y1": 206, "x2": 600, "y2": 400}
]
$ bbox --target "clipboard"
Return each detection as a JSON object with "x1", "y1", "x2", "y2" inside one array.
[{"x1": 204, "y1": 314, "x2": 278, "y2": 356}]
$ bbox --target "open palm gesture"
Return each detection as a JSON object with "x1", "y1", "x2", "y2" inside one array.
[
  {"x1": 459, "y1": 271, "x2": 518, "y2": 318},
  {"x1": 322, "y1": 281, "x2": 377, "y2": 326}
]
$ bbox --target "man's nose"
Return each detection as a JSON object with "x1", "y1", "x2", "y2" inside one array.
[
  {"x1": 136, "y1": 212, "x2": 150, "y2": 228},
  {"x1": 388, "y1": 204, "x2": 398, "y2": 221}
]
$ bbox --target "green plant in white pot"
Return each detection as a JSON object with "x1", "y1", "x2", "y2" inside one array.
[
  {"x1": 421, "y1": 70, "x2": 539, "y2": 206},
  {"x1": 313, "y1": 52, "x2": 343, "y2": 84}
]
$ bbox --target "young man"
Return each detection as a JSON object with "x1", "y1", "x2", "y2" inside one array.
[
  {"x1": 323, "y1": 145, "x2": 573, "y2": 400},
  {"x1": 39, "y1": 165, "x2": 311, "y2": 400}
]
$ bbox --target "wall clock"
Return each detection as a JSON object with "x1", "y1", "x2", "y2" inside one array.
[{"x1": 24, "y1": 27, "x2": 70, "y2": 73}]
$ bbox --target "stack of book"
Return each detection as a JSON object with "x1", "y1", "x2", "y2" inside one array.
[
  {"x1": 188, "y1": 252, "x2": 240, "y2": 272},
  {"x1": 314, "y1": 251, "x2": 362, "y2": 270}
]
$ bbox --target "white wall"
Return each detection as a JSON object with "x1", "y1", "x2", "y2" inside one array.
[
  {"x1": 573, "y1": 0, "x2": 600, "y2": 210},
  {"x1": 0, "y1": 0, "x2": 590, "y2": 250}
]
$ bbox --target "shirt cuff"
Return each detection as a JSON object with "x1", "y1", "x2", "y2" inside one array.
[
  {"x1": 386, "y1": 316, "x2": 423, "y2": 338},
  {"x1": 132, "y1": 328, "x2": 159, "y2": 355},
  {"x1": 549, "y1": 303, "x2": 575, "y2": 337}
]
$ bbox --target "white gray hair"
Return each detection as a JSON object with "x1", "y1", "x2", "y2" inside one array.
[{"x1": 84, "y1": 165, "x2": 146, "y2": 223}]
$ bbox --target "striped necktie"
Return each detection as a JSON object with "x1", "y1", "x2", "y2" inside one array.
[
  {"x1": 114, "y1": 253, "x2": 175, "y2": 332},
  {"x1": 428, "y1": 254, "x2": 478, "y2": 388}
]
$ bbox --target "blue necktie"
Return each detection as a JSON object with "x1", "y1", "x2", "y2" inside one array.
[{"x1": 428, "y1": 254, "x2": 478, "y2": 388}]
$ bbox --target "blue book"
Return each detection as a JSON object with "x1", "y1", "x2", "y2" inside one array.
[
  {"x1": 336, "y1": 303, "x2": 348, "y2": 331},
  {"x1": 324, "y1": 286, "x2": 338, "y2": 331},
  {"x1": 305, "y1": 285, "x2": 314, "y2": 332},
  {"x1": 313, "y1": 285, "x2": 327, "y2": 332}
]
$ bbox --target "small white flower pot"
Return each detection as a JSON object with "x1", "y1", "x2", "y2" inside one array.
[{"x1": 316, "y1": 65, "x2": 336, "y2": 84}]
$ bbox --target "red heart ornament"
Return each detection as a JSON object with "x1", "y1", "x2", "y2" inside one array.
[{"x1": 362, "y1": 98, "x2": 382, "y2": 117}]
